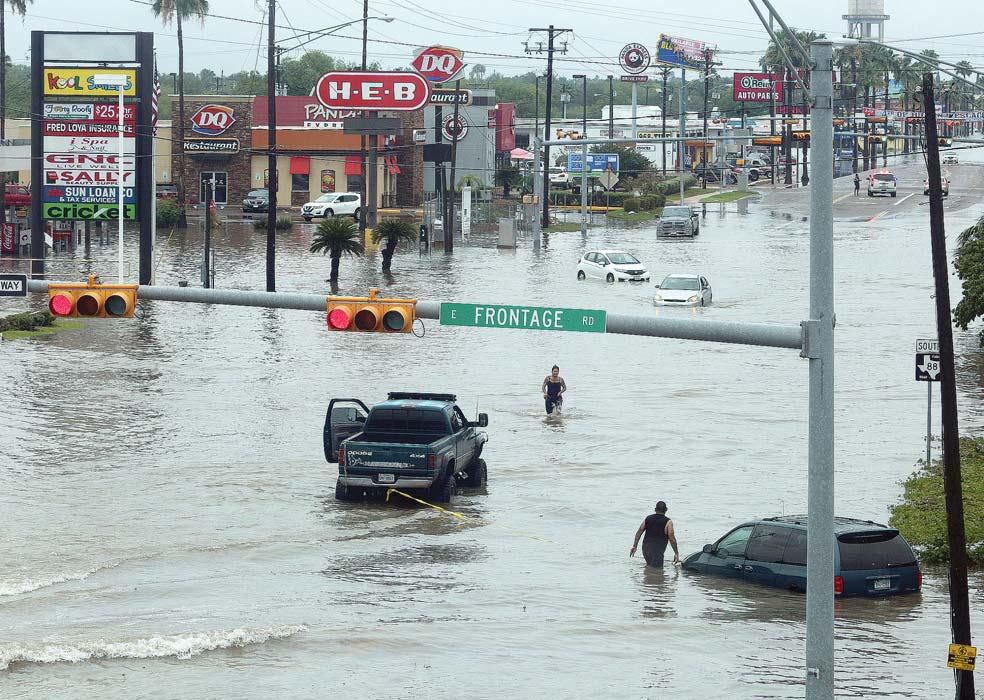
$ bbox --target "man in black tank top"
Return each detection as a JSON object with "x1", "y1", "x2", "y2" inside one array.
[{"x1": 630, "y1": 501, "x2": 680, "y2": 567}]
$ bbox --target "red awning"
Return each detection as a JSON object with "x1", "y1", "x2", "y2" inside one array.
[
  {"x1": 345, "y1": 155, "x2": 363, "y2": 176},
  {"x1": 385, "y1": 155, "x2": 401, "y2": 175},
  {"x1": 289, "y1": 156, "x2": 310, "y2": 175}
]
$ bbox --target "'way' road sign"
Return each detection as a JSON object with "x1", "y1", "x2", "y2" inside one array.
[
  {"x1": 915, "y1": 353, "x2": 940, "y2": 382},
  {"x1": 0, "y1": 273, "x2": 27, "y2": 297},
  {"x1": 440, "y1": 303, "x2": 606, "y2": 333}
]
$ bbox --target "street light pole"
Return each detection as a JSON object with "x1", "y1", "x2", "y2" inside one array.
[
  {"x1": 608, "y1": 75, "x2": 614, "y2": 138},
  {"x1": 266, "y1": 0, "x2": 277, "y2": 292}
]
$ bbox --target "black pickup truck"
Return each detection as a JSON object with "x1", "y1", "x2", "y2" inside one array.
[{"x1": 324, "y1": 392, "x2": 489, "y2": 503}]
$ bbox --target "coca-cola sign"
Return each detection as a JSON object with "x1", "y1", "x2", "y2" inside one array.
[{"x1": 733, "y1": 72, "x2": 782, "y2": 103}]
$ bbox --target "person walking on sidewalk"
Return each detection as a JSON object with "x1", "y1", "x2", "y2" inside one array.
[
  {"x1": 630, "y1": 501, "x2": 680, "y2": 567},
  {"x1": 854, "y1": 173, "x2": 861, "y2": 196}
]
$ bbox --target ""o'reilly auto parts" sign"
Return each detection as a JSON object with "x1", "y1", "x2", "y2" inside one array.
[
  {"x1": 315, "y1": 72, "x2": 431, "y2": 111},
  {"x1": 732, "y1": 72, "x2": 783, "y2": 103}
]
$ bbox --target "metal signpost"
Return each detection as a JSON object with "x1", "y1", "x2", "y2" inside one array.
[
  {"x1": 916, "y1": 338, "x2": 941, "y2": 465},
  {"x1": 619, "y1": 43, "x2": 650, "y2": 140}
]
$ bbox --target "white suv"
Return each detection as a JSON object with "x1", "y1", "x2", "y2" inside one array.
[
  {"x1": 302, "y1": 193, "x2": 361, "y2": 221},
  {"x1": 867, "y1": 171, "x2": 897, "y2": 198},
  {"x1": 548, "y1": 167, "x2": 570, "y2": 189}
]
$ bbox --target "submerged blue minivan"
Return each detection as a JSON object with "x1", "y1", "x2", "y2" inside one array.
[{"x1": 682, "y1": 516, "x2": 922, "y2": 597}]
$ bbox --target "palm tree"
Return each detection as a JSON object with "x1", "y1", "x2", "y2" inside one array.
[
  {"x1": 370, "y1": 219, "x2": 416, "y2": 272},
  {"x1": 310, "y1": 217, "x2": 364, "y2": 282},
  {"x1": 1, "y1": 0, "x2": 32, "y2": 225},
  {"x1": 152, "y1": 0, "x2": 210, "y2": 217}
]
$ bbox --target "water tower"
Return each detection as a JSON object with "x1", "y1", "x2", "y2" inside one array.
[{"x1": 843, "y1": 0, "x2": 889, "y2": 41}]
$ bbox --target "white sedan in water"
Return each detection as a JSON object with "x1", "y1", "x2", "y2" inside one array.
[
  {"x1": 654, "y1": 273, "x2": 713, "y2": 306},
  {"x1": 576, "y1": 250, "x2": 650, "y2": 282}
]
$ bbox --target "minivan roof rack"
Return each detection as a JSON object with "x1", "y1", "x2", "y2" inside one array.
[{"x1": 387, "y1": 392, "x2": 457, "y2": 402}]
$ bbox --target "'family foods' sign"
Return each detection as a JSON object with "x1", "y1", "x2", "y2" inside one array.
[{"x1": 43, "y1": 68, "x2": 136, "y2": 96}]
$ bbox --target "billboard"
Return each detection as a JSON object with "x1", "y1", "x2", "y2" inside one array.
[
  {"x1": 567, "y1": 153, "x2": 619, "y2": 176},
  {"x1": 732, "y1": 72, "x2": 783, "y2": 103},
  {"x1": 43, "y1": 68, "x2": 136, "y2": 96},
  {"x1": 656, "y1": 35, "x2": 709, "y2": 71}
]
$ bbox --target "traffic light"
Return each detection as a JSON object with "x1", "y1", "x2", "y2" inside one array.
[
  {"x1": 939, "y1": 137, "x2": 952, "y2": 147},
  {"x1": 791, "y1": 130, "x2": 811, "y2": 142},
  {"x1": 868, "y1": 134, "x2": 885, "y2": 144},
  {"x1": 326, "y1": 288, "x2": 416, "y2": 333},
  {"x1": 47, "y1": 275, "x2": 138, "y2": 318},
  {"x1": 752, "y1": 136, "x2": 782, "y2": 147}
]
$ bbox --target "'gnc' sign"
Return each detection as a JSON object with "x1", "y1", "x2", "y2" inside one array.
[{"x1": 314, "y1": 72, "x2": 431, "y2": 111}]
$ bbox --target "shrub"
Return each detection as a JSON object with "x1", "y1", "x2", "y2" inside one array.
[
  {"x1": 0, "y1": 311, "x2": 54, "y2": 333},
  {"x1": 156, "y1": 199, "x2": 183, "y2": 227},
  {"x1": 253, "y1": 216, "x2": 293, "y2": 231},
  {"x1": 622, "y1": 197, "x2": 641, "y2": 212},
  {"x1": 638, "y1": 194, "x2": 665, "y2": 210}
]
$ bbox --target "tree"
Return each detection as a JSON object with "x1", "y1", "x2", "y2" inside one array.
[
  {"x1": 469, "y1": 64, "x2": 486, "y2": 82},
  {"x1": 1, "y1": 0, "x2": 32, "y2": 224},
  {"x1": 371, "y1": 219, "x2": 416, "y2": 272},
  {"x1": 152, "y1": 0, "x2": 210, "y2": 217},
  {"x1": 310, "y1": 217, "x2": 364, "y2": 282},
  {"x1": 590, "y1": 144, "x2": 650, "y2": 180},
  {"x1": 279, "y1": 50, "x2": 355, "y2": 96},
  {"x1": 954, "y1": 213, "x2": 984, "y2": 343}
]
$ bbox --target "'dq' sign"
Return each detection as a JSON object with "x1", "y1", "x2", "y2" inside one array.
[
  {"x1": 411, "y1": 45, "x2": 466, "y2": 83},
  {"x1": 190, "y1": 105, "x2": 237, "y2": 136},
  {"x1": 315, "y1": 72, "x2": 431, "y2": 111}
]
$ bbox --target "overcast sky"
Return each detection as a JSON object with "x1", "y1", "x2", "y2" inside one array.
[{"x1": 8, "y1": 0, "x2": 983, "y2": 78}]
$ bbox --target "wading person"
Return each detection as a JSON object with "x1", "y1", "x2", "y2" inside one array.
[
  {"x1": 853, "y1": 172, "x2": 861, "y2": 196},
  {"x1": 541, "y1": 365, "x2": 566, "y2": 415},
  {"x1": 630, "y1": 501, "x2": 680, "y2": 567}
]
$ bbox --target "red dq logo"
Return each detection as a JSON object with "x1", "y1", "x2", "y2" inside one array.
[
  {"x1": 411, "y1": 46, "x2": 466, "y2": 83},
  {"x1": 190, "y1": 105, "x2": 237, "y2": 136}
]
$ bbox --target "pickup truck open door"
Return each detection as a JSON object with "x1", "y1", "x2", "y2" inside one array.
[{"x1": 324, "y1": 398, "x2": 370, "y2": 463}]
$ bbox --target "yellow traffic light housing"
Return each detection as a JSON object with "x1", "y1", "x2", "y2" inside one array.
[
  {"x1": 47, "y1": 275, "x2": 138, "y2": 318},
  {"x1": 752, "y1": 136, "x2": 782, "y2": 147},
  {"x1": 791, "y1": 130, "x2": 811, "y2": 142},
  {"x1": 326, "y1": 288, "x2": 416, "y2": 333}
]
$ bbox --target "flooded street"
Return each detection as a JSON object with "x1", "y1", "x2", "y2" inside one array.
[{"x1": 3, "y1": 160, "x2": 984, "y2": 698}]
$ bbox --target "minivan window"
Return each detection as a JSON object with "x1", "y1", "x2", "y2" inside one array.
[
  {"x1": 716, "y1": 525, "x2": 754, "y2": 557},
  {"x1": 837, "y1": 532, "x2": 916, "y2": 571},
  {"x1": 782, "y1": 528, "x2": 808, "y2": 566},
  {"x1": 746, "y1": 524, "x2": 791, "y2": 564}
]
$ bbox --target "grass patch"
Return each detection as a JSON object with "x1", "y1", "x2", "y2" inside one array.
[
  {"x1": 699, "y1": 190, "x2": 758, "y2": 203},
  {"x1": 1, "y1": 318, "x2": 81, "y2": 341},
  {"x1": 544, "y1": 222, "x2": 590, "y2": 233},
  {"x1": 889, "y1": 436, "x2": 984, "y2": 565}
]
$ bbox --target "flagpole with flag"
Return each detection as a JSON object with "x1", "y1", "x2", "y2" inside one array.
[{"x1": 150, "y1": 54, "x2": 160, "y2": 283}]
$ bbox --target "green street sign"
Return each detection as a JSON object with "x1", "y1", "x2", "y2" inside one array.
[
  {"x1": 43, "y1": 203, "x2": 137, "y2": 221},
  {"x1": 440, "y1": 303, "x2": 606, "y2": 333}
]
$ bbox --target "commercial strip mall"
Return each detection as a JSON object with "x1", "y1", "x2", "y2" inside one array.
[{"x1": 5, "y1": 92, "x2": 517, "y2": 211}]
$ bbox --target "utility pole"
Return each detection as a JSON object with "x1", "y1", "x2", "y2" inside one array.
[
  {"x1": 360, "y1": 0, "x2": 369, "y2": 236},
  {"x1": 446, "y1": 78, "x2": 462, "y2": 254},
  {"x1": 526, "y1": 26, "x2": 571, "y2": 229},
  {"x1": 851, "y1": 55, "x2": 859, "y2": 173},
  {"x1": 573, "y1": 73, "x2": 588, "y2": 237},
  {"x1": 1, "y1": 3, "x2": 6, "y2": 227},
  {"x1": 784, "y1": 67, "x2": 793, "y2": 185},
  {"x1": 702, "y1": 48, "x2": 712, "y2": 189},
  {"x1": 923, "y1": 71, "x2": 976, "y2": 700},
  {"x1": 266, "y1": 0, "x2": 277, "y2": 292},
  {"x1": 661, "y1": 67, "x2": 669, "y2": 176}
]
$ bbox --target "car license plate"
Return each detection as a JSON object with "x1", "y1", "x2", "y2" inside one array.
[
  {"x1": 873, "y1": 578, "x2": 891, "y2": 591},
  {"x1": 377, "y1": 474, "x2": 395, "y2": 484}
]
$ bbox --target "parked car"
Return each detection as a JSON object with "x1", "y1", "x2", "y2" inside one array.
[
  {"x1": 241, "y1": 188, "x2": 269, "y2": 213},
  {"x1": 867, "y1": 171, "x2": 897, "y2": 197},
  {"x1": 923, "y1": 177, "x2": 950, "y2": 196},
  {"x1": 682, "y1": 516, "x2": 922, "y2": 598},
  {"x1": 654, "y1": 273, "x2": 712, "y2": 306},
  {"x1": 155, "y1": 184, "x2": 178, "y2": 201},
  {"x1": 302, "y1": 192, "x2": 361, "y2": 222},
  {"x1": 576, "y1": 250, "x2": 649, "y2": 283},
  {"x1": 3, "y1": 184, "x2": 30, "y2": 207},
  {"x1": 656, "y1": 205, "x2": 700, "y2": 237},
  {"x1": 325, "y1": 392, "x2": 489, "y2": 503},
  {"x1": 548, "y1": 166, "x2": 570, "y2": 190},
  {"x1": 942, "y1": 153, "x2": 959, "y2": 165}
]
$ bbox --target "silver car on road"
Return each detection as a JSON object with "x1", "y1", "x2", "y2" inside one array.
[{"x1": 654, "y1": 273, "x2": 713, "y2": 306}]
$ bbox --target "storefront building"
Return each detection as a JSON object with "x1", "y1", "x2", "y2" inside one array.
[{"x1": 423, "y1": 88, "x2": 497, "y2": 194}]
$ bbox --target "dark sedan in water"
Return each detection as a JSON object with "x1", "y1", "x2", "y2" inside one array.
[{"x1": 683, "y1": 516, "x2": 921, "y2": 597}]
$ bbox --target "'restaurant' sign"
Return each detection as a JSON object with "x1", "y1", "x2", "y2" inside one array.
[
  {"x1": 430, "y1": 89, "x2": 472, "y2": 106},
  {"x1": 315, "y1": 72, "x2": 431, "y2": 111},
  {"x1": 732, "y1": 72, "x2": 783, "y2": 103},
  {"x1": 411, "y1": 45, "x2": 466, "y2": 83},
  {"x1": 184, "y1": 138, "x2": 240, "y2": 153}
]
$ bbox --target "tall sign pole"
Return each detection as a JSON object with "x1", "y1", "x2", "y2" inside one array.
[
  {"x1": 266, "y1": 0, "x2": 277, "y2": 292},
  {"x1": 678, "y1": 68, "x2": 686, "y2": 203},
  {"x1": 619, "y1": 43, "x2": 650, "y2": 141}
]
